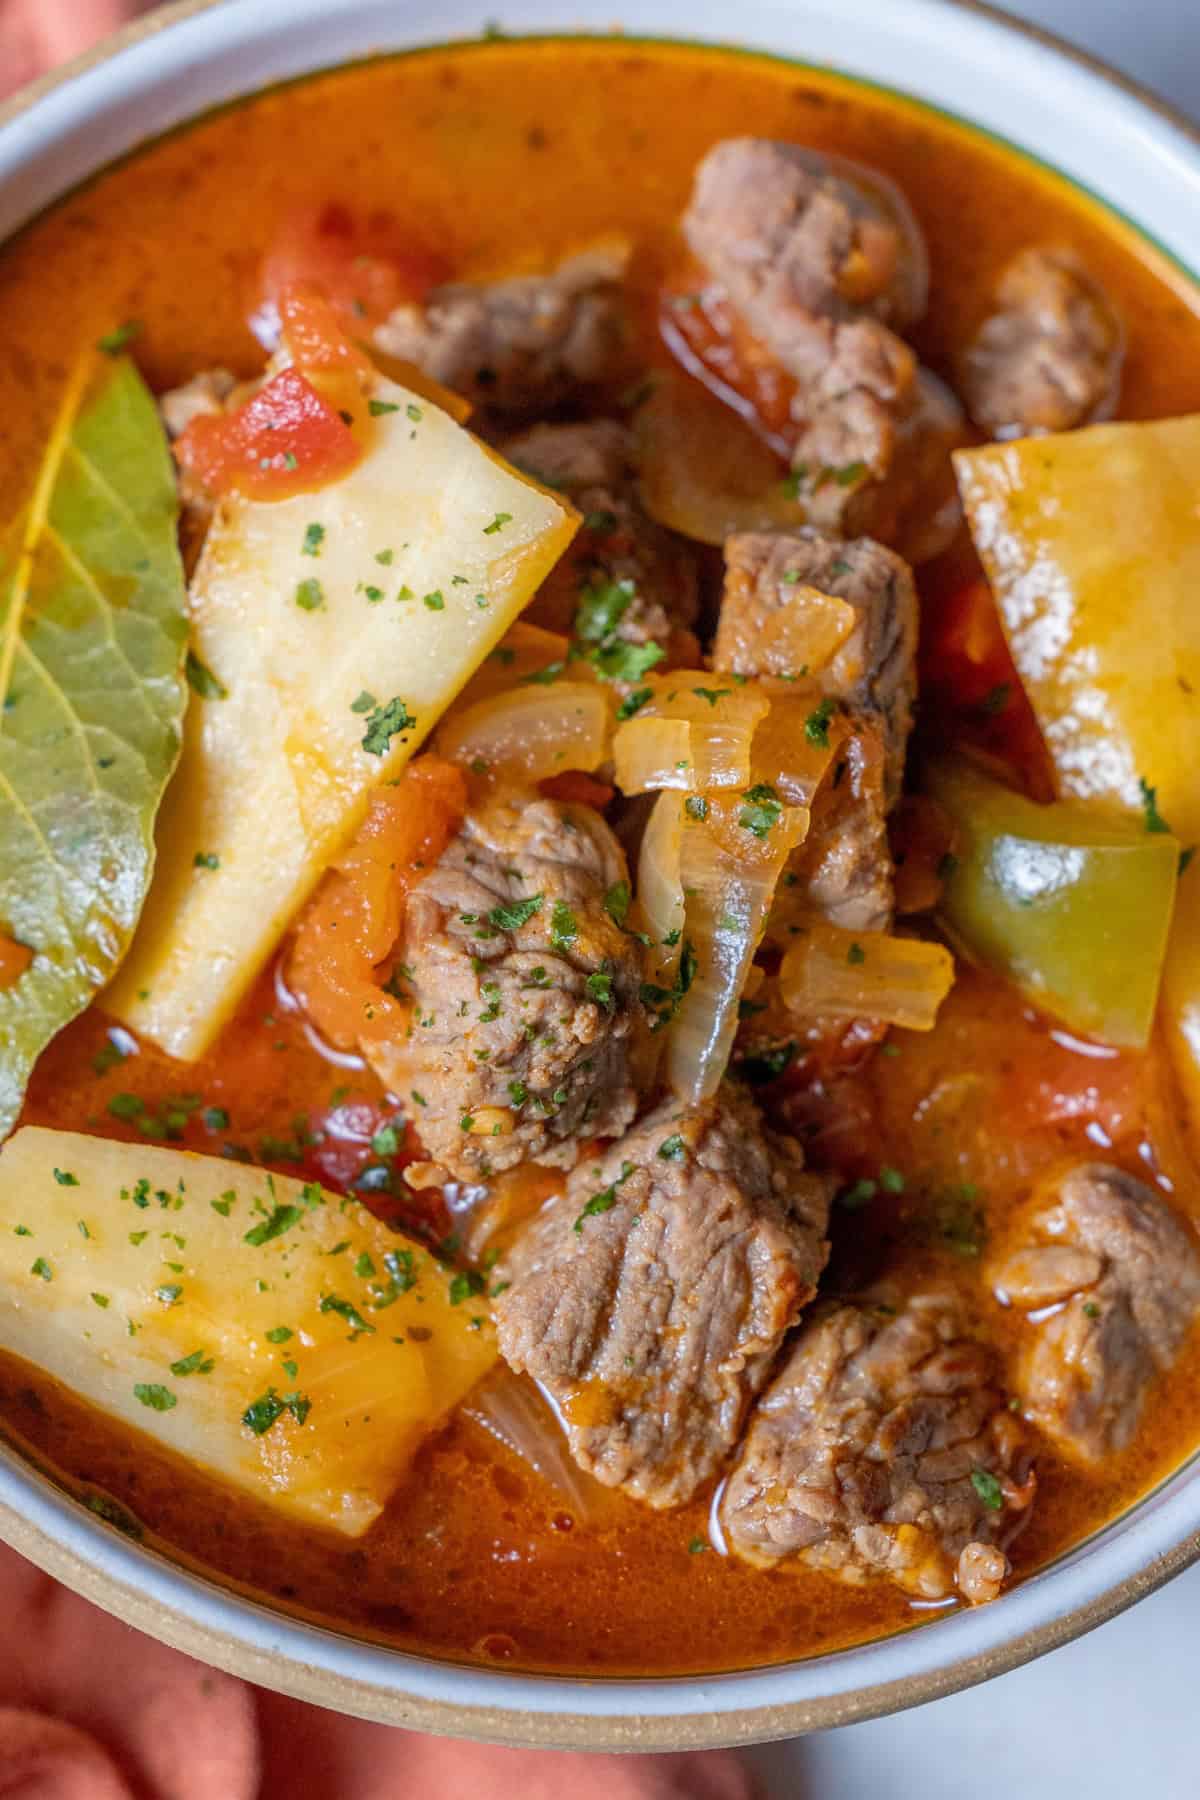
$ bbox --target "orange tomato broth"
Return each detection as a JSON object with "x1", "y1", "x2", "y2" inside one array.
[{"x1": 1, "y1": 37, "x2": 1200, "y2": 1676}]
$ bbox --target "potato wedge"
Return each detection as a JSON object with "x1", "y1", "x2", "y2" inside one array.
[
  {"x1": 0, "y1": 1128, "x2": 497, "y2": 1535},
  {"x1": 107, "y1": 376, "x2": 577, "y2": 1058}
]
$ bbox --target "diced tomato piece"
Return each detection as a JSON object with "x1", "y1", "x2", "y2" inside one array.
[
  {"x1": 278, "y1": 283, "x2": 373, "y2": 377},
  {"x1": 175, "y1": 365, "x2": 363, "y2": 501},
  {"x1": 539, "y1": 771, "x2": 615, "y2": 810},
  {"x1": 289, "y1": 758, "x2": 468, "y2": 1060},
  {"x1": 255, "y1": 203, "x2": 447, "y2": 337},
  {"x1": 920, "y1": 575, "x2": 1054, "y2": 801}
]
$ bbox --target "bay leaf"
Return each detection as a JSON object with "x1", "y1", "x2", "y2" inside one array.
[{"x1": 0, "y1": 352, "x2": 188, "y2": 1134}]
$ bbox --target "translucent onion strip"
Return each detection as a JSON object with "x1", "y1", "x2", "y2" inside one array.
[
  {"x1": 437, "y1": 681, "x2": 611, "y2": 782},
  {"x1": 666, "y1": 793, "x2": 810, "y2": 1103},
  {"x1": 638, "y1": 789, "x2": 687, "y2": 974},
  {"x1": 779, "y1": 922, "x2": 955, "y2": 1030},
  {"x1": 612, "y1": 671, "x2": 770, "y2": 792}
]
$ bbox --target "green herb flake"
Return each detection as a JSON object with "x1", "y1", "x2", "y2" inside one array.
[
  {"x1": 586, "y1": 970, "x2": 614, "y2": 1010},
  {"x1": 550, "y1": 900, "x2": 578, "y2": 953},
  {"x1": 489, "y1": 893, "x2": 544, "y2": 932},
  {"x1": 368, "y1": 398, "x2": 400, "y2": 417},
  {"x1": 30, "y1": 1257, "x2": 52, "y2": 1281},
  {"x1": 97, "y1": 320, "x2": 143, "y2": 355},
  {"x1": 193, "y1": 851, "x2": 220, "y2": 870},
  {"x1": 185, "y1": 651, "x2": 227, "y2": 700},
  {"x1": 483, "y1": 511, "x2": 513, "y2": 534},
  {"x1": 1139, "y1": 777, "x2": 1172, "y2": 835},
  {"x1": 448, "y1": 1269, "x2": 486, "y2": 1306},
  {"x1": 423, "y1": 590, "x2": 445, "y2": 611},
  {"x1": 301, "y1": 522, "x2": 325, "y2": 557},
  {"x1": 804, "y1": 698, "x2": 836, "y2": 748},
  {"x1": 133, "y1": 1382, "x2": 177, "y2": 1412},
  {"x1": 319, "y1": 1293, "x2": 375, "y2": 1337},
  {"x1": 243, "y1": 1204, "x2": 304, "y2": 1247},
  {"x1": 847, "y1": 941, "x2": 866, "y2": 966},
  {"x1": 603, "y1": 880, "x2": 631, "y2": 928},
  {"x1": 361, "y1": 696, "x2": 417, "y2": 756},
  {"x1": 685, "y1": 795, "x2": 708, "y2": 822},
  {"x1": 573, "y1": 1161, "x2": 635, "y2": 1234},
  {"x1": 658, "y1": 1134, "x2": 686, "y2": 1161},
  {"x1": 971, "y1": 1467, "x2": 1004, "y2": 1512},
  {"x1": 52, "y1": 1168, "x2": 79, "y2": 1187},
  {"x1": 738, "y1": 783, "x2": 782, "y2": 840},
  {"x1": 170, "y1": 1349, "x2": 214, "y2": 1377}
]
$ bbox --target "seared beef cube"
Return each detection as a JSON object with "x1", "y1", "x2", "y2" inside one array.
[
  {"x1": 957, "y1": 246, "x2": 1122, "y2": 439},
  {"x1": 371, "y1": 796, "x2": 642, "y2": 1181},
  {"x1": 790, "y1": 719, "x2": 893, "y2": 933},
  {"x1": 375, "y1": 242, "x2": 631, "y2": 417},
  {"x1": 682, "y1": 139, "x2": 926, "y2": 526},
  {"x1": 494, "y1": 1087, "x2": 833, "y2": 1508},
  {"x1": 721, "y1": 1295, "x2": 1033, "y2": 1604},
  {"x1": 715, "y1": 529, "x2": 917, "y2": 793},
  {"x1": 990, "y1": 1164, "x2": 1200, "y2": 1462},
  {"x1": 504, "y1": 419, "x2": 699, "y2": 650}
]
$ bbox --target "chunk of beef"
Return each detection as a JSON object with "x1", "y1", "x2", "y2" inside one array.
[
  {"x1": 369, "y1": 795, "x2": 642, "y2": 1182},
  {"x1": 715, "y1": 529, "x2": 917, "y2": 793},
  {"x1": 990, "y1": 1164, "x2": 1200, "y2": 1462},
  {"x1": 494, "y1": 1087, "x2": 833, "y2": 1508},
  {"x1": 504, "y1": 419, "x2": 699, "y2": 652},
  {"x1": 957, "y1": 246, "x2": 1123, "y2": 439},
  {"x1": 682, "y1": 139, "x2": 927, "y2": 527},
  {"x1": 374, "y1": 242, "x2": 632, "y2": 418},
  {"x1": 720, "y1": 1295, "x2": 1034, "y2": 1603},
  {"x1": 790, "y1": 719, "x2": 893, "y2": 933}
]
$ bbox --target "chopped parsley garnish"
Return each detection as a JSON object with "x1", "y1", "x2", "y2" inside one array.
[
  {"x1": 550, "y1": 900, "x2": 578, "y2": 953},
  {"x1": 52, "y1": 1168, "x2": 78, "y2": 1187},
  {"x1": 210, "y1": 1191, "x2": 235, "y2": 1217},
  {"x1": 370, "y1": 1123, "x2": 401, "y2": 1157},
  {"x1": 423, "y1": 590, "x2": 445, "y2": 611},
  {"x1": 319, "y1": 1293, "x2": 375, "y2": 1337},
  {"x1": 185, "y1": 650, "x2": 227, "y2": 700},
  {"x1": 350, "y1": 690, "x2": 376, "y2": 714},
  {"x1": 847, "y1": 941, "x2": 866, "y2": 966},
  {"x1": 133, "y1": 1382, "x2": 177, "y2": 1412},
  {"x1": 978, "y1": 682, "x2": 1011, "y2": 716},
  {"x1": 375, "y1": 548, "x2": 394, "y2": 565},
  {"x1": 407, "y1": 402, "x2": 423, "y2": 422},
  {"x1": 483, "y1": 511, "x2": 513, "y2": 534},
  {"x1": 243, "y1": 1203, "x2": 304, "y2": 1247},
  {"x1": 170, "y1": 1350, "x2": 214, "y2": 1377},
  {"x1": 489, "y1": 893, "x2": 544, "y2": 932},
  {"x1": 193, "y1": 851, "x2": 220, "y2": 870},
  {"x1": 1139, "y1": 777, "x2": 1172, "y2": 835},
  {"x1": 586, "y1": 969, "x2": 615, "y2": 1010},
  {"x1": 155, "y1": 1284, "x2": 183, "y2": 1307},
  {"x1": 616, "y1": 686, "x2": 653, "y2": 720},
  {"x1": 879, "y1": 1166, "x2": 906, "y2": 1194},
  {"x1": 658, "y1": 1134, "x2": 686, "y2": 1161},
  {"x1": 368, "y1": 398, "x2": 400, "y2": 416},
  {"x1": 583, "y1": 508, "x2": 619, "y2": 534},
  {"x1": 301, "y1": 522, "x2": 325, "y2": 557},
  {"x1": 30, "y1": 1257, "x2": 52, "y2": 1281},
  {"x1": 90, "y1": 1292, "x2": 110, "y2": 1308},
  {"x1": 603, "y1": 880, "x2": 631, "y2": 927},
  {"x1": 508, "y1": 1079, "x2": 529, "y2": 1106},
  {"x1": 241, "y1": 1389, "x2": 311, "y2": 1435},
  {"x1": 688, "y1": 1536, "x2": 708, "y2": 1554},
  {"x1": 738, "y1": 783, "x2": 782, "y2": 839},
  {"x1": 203, "y1": 1107, "x2": 229, "y2": 1132},
  {"x1": 573, "y1": 1161, "x2": 635, "y2": 1233},
  {"x1": 685, "y1": 796, "x2": 708, "y2": 822},
  {"x1": 692, "y1": 686, "x2": 732, "y2": 707},
  {"x1": 449, "y1": 1269, "x2": 486, "y2": 1305},
  {"x1": 295, "y1": 576, "x2": 324, "y2": 611},
  {"x1": 837, "y1": 1177, "x2": 877, "y2": 1211},
  {"x1": 520, "y1": 660, "x2": 566, "y2": 687},
  {"x1": 265, "y1": 1326, "x2": 293, "y2": 1344},
  {"x1": 575, "y1": 577, "x2": 635, "y2": 643},
  {"x1": 589, "y1": 638, "x2": 664, "y2": 684},
  {"x1": 640, "y1": 939, "x2": 697, "y2": 1032},
  {"x1": 360, "y1": 696, "x2": 417, "y2": 756},
  {"x1": 933, "y1": 1184, "x2": 987, "y2": 1258},
  {"x1": 804, "y1": 697, "x2": 836, "y2": 748},
  {"x1": 971, "y1": 1467, "x2": 1004, "y2": 1512}
]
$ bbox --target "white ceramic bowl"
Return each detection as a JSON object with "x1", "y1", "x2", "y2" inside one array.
[{"x1": 1, "y1": 0, "x2": 1199, "y2": 1752}]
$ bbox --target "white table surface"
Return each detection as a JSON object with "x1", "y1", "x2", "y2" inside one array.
[{"x1": 747, "y1": 4, "x2": 1200, "y2": 1795}]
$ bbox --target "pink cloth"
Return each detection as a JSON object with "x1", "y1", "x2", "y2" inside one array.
[{"x1": 0, "y1": 3, "x2": 758, "y2": 1793}]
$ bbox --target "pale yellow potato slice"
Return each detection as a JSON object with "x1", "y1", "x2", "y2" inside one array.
[
  {"x1": 0, "y1": 1128, "x2": 497, "y2": 1535},
  {"x1": 955, "y1": 417, "x2": 1200, "y2": 1136},
  {"x1": 107, "y1": 375, "x2": 577, "y2": 1058}
]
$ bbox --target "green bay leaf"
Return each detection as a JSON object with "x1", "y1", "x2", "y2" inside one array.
[{"x1": 0, "y1": 353, "x2": 188, "y2": 1133}]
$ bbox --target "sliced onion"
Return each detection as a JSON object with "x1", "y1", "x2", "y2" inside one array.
[
  {"x1": 747, "y1": 693, "x2": 839, "y2": 808},
  {"x1": 613, "y1": 671, "x2": 770, "y2": 792},
  {"x1": 668, "y1": 798, "x2": 809, "y2": 1103},
  {"x1": 638, "y1": 790, "x2": 687, "y2": 967},
  {"x1": 437, "y1": 681, "x2": 611, "y2": 783},
  {"x1": 461, "y1": 1366, "x2": 617, "y2": 1524},
  {"x1": 778, "y1": 922, "x2": 955, "y2": 1030},
  {"x1": 635, "y1": 370, "x2": 803, "y2": 548}
]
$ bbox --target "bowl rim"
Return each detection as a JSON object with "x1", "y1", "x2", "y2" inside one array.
[{"x1": 1, "y1": 0, "x2": 1200, "y2": 1751}]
